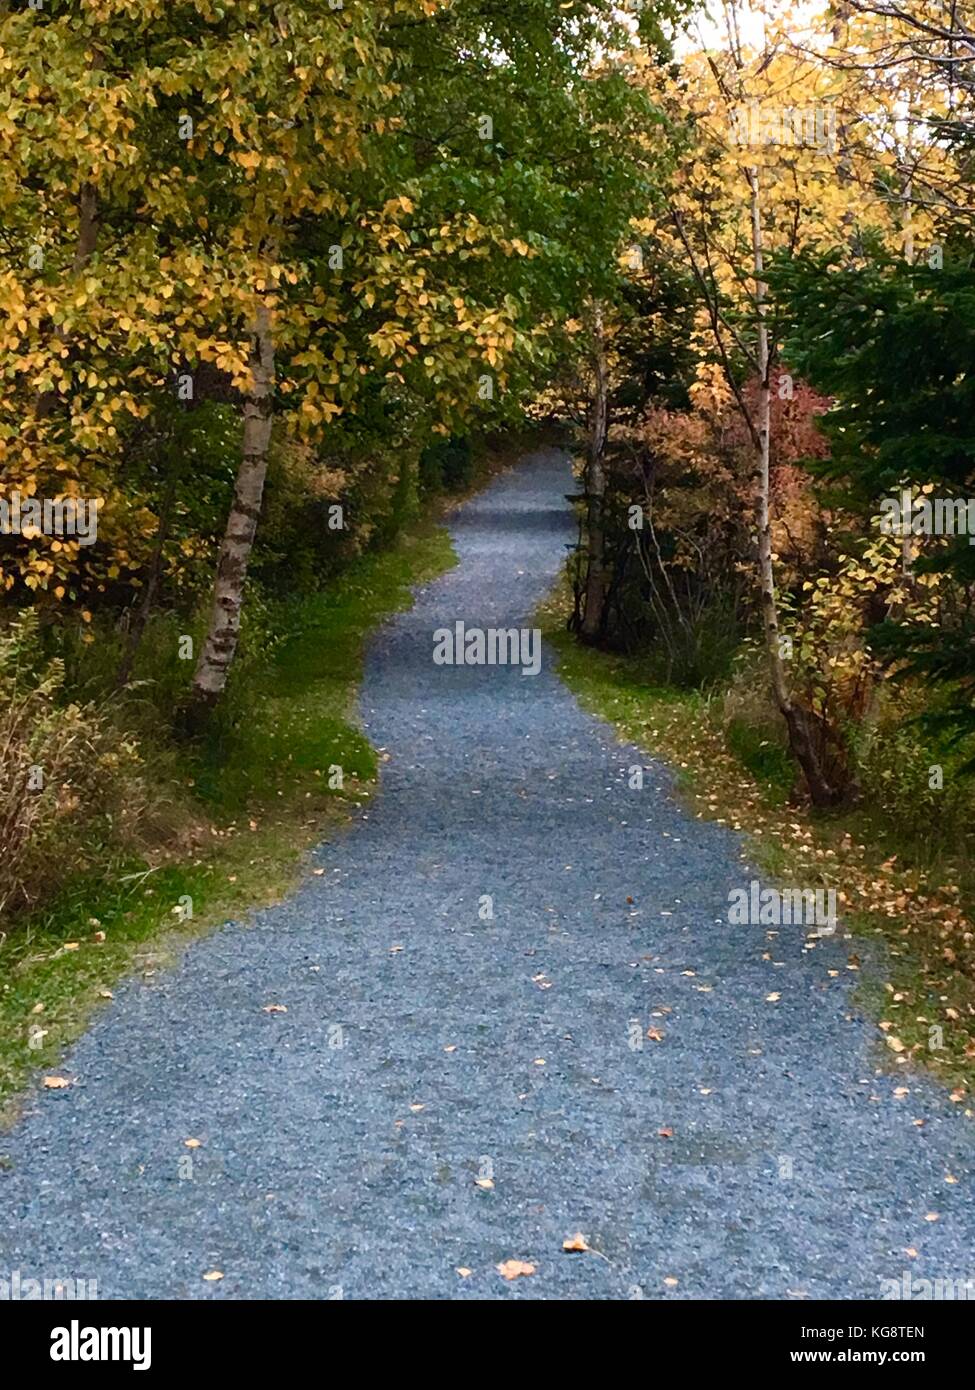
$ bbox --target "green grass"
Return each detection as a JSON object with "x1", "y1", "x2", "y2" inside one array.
[
  {"x1": 723, "y1": 717, "x2": 795, "y2": 805},
  {"x1": 0, "y1": 518, "x2": 455, "y2": 1122}
]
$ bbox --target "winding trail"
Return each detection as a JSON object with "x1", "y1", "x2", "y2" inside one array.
[{"x1": 3, "y1": 447, "x2": 974, "y2": 1299}]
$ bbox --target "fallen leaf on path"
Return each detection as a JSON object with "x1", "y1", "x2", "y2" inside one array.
[
  {"x1": 497, "y1": 1260, "x2": 535, "y2": 1281},
  {"x1": 924, "y1": 1212, "x2": 940, "y2": 1222},
  {"x1": 886, "y1": 1036, "x2": 906, "y2": 1053},
  {"x1": 456, "y1": 1267, "x2": 472, "y2": 1278},
  {"x1": 563, "y1": 1233, "x2": 589, "y2": 1252},
  {"x1": 475, "y1": 1177, "x2": 494, "y2": 1190},
  {"x1": 646, "y1": 1027, "x2": 664, "y2": 1042},
  {"x1": 657, "y1": 1127, "x2": 673, "y2": 1138},
  {"x1": 42, "y1": 1076, "x2": 69, "y2": 1089},
  {"x1": 184, "y1": 1138, "x2": 202, "y2": 1149},
  {"x1": 262, "y1": 1004, "x2": 287, "y2": 1014},
  {"x1": 765, "y1": 992, "x2": 780, "y2": 1003},
  {"x1": 664, "y1": 1276, "x2": 679, "y2": 1288},
  {"x1": 202, "y1": 1270, "x2": 224, "y2": 1282}
]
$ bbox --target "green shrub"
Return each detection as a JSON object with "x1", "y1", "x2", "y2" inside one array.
[
  {"x1": 0, "y1": 613, "x2": 154, "y2": 917},
  {"x1": 419, "y1": 436, "x2": 474, "y2": 496},
  {"x1": 851, "y1": 686, "x2": 972, "y2": 848}
]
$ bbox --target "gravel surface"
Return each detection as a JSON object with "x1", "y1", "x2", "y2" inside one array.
[{"x1": 2, "y1": 446, "x2": 974, "y2": 1300}]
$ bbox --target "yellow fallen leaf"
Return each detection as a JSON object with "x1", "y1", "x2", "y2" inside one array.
[
  {"x1": 262, "y1": 1004, "x2": 287, "y2": 1014},
  {"x1": 43, "y1": 1076, "x2": 69, "y2": 1089},
  {"x1": 456, "y1": 1267, "x2": 472, "y2": 1278},
  {"x1": 202, "y1": 1270, "x2": 224, "y2": 1281},
  {"x1": 765, "y1": 992, "x2": 781, "y2": 1003},
  {"x1": 664, "y1": 1276, "x2": 679, "y2": 1287},
  {"x1": 562, "y1": 1233, "x2": 589, "y2": 1252},
  {"x1": 475, "y1": 1177, "x2": 494, "y2": 1190},
  {"x1": 497, "y1": 1259, "x2": 535, "y2": 1281},
  {"x1": 184, "y1": 1138, "x2": 202, "y2": 1149}
]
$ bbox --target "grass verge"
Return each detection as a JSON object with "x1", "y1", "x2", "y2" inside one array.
[
  {"x1": 0, "y1": 517, "x2": 457, "y2": 1123},
  {"x1": 540, "y1": 586, "x2": 975, "y2": 1110}
]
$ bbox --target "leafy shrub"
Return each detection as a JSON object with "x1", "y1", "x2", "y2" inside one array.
[
  {"x1": 851, "y1": 686, "x2": 972, "y2": 848},
  {"x1": 418, "y1": 436, "x2": 474, "y2": 495},
  {"x1": 0, "y1": 613, "x2": 154, "y2": 917}
]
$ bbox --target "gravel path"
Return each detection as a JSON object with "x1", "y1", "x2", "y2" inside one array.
[{"x1": 3, "y1": 446, "x2": 974, "y2": 1300}]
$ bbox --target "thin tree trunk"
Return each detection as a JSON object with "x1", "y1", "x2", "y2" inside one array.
[
  {"x1": 900, "y1": 174, "x2": 916, "y2": 582},
  {"x1": 115, "y1": 447, "x2": 180, "y2": 691},
  {"x1": 581, "y1": 302, "x2": 609, "y2": 642},
  {"x1": 190, "y1": 302, "x2": 275, "y2": 709},
  {"x1": 747, "y1": 163, "x2": 839, "y2": 806}
]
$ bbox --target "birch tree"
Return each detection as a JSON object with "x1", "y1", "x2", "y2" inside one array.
[{"x1": 638, "y1": 0, "x2": 912, "y2": 801}]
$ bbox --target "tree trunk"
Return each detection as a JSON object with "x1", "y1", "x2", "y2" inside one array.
[
  {"x1": 746, "y1": 163, "x2": 839, "y2": 807},
  {"x1": 190, "y1": 302, "x2": 275, "y2": 710},
  {"x1": 581, "y1": 302, "x2": 609, "y2": 642},
  {"x1": 115, "y1": 446, "x2": 180, "y2": 691}
]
